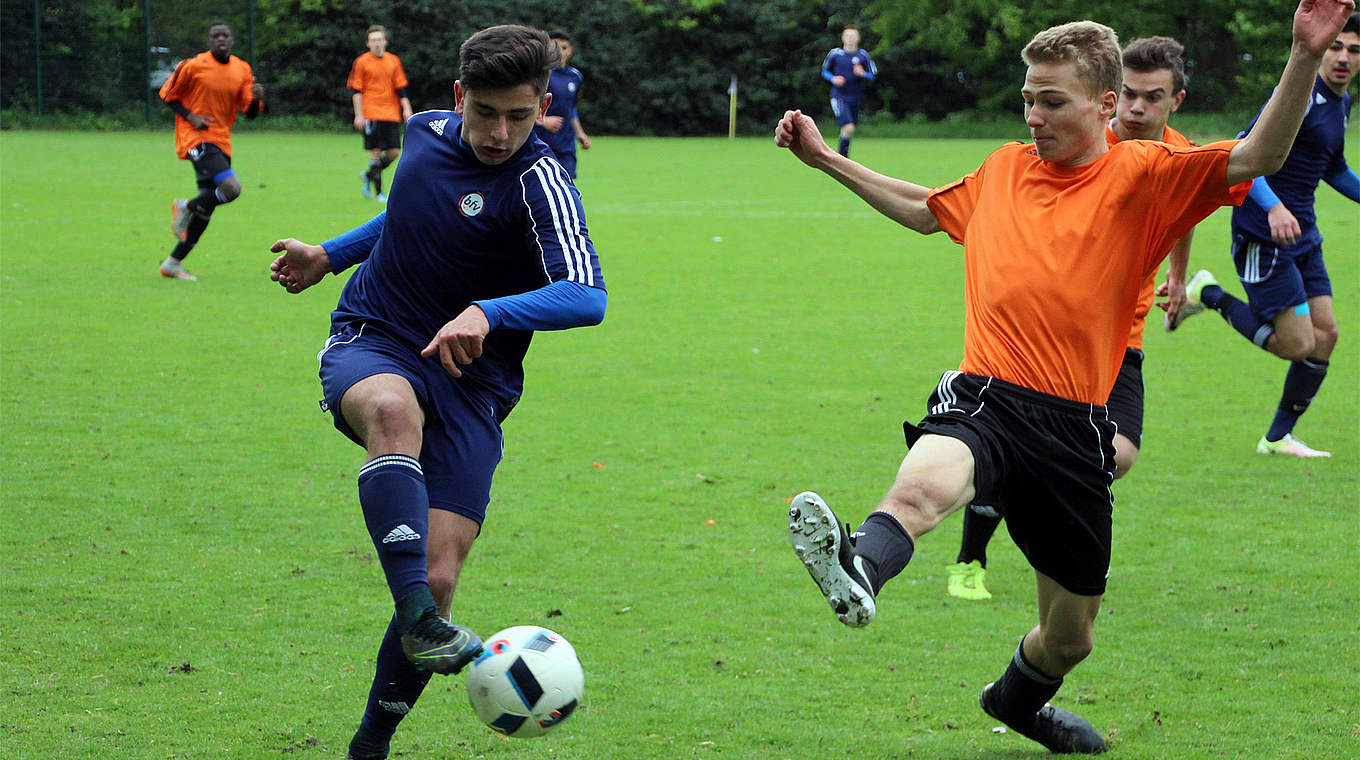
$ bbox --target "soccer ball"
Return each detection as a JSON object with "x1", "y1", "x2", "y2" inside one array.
[{"x1": 466, "y1": 625, "x2": 584, "y2": 738}]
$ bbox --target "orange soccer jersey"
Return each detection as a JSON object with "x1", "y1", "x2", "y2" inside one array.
[
  {"x1": 159, "y1": 51, "x2": 256, "y2": 159},
  {"x1": 1104, "y1": 122, "x2": 1197, "y2": 350},
  {"x1": 926, "y1": 139, "x2": 1251, "y2": 405},
  {"x1": 348, "y1": 52, "x2": 409, "y2": 123}
]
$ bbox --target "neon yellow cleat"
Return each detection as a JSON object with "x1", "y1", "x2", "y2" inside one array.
[
  {"x1": 1166, "y1": 269, "x2": 1218, "y2": 331},
  {"x1": 946, "y1": 560, "x2": 992, "y2": 600},
  {"x1": 1256, "y1": 434, "x2": 1330, "y2": 458}
]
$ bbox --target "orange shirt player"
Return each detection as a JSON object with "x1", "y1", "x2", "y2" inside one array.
[
  {"x1": 775, "y1": 0, "x2": 1352, "y2": 754},
  {"x1": 349, "y1": 25, "x2": 413, "y2": 202},
  {"x1": 157, "y1": 19, "x2": 263, "y2": 281}
]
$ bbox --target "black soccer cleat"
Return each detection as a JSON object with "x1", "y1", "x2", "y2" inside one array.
[
  {"x1": 980, "y1": 682, "x2": 1108, "y2": 754},
  {"x1": 788, "y1": 491, "x2": 877, "y2": 627},
  {"x1": 400, "y1": 610, "x2": 483, "y2": 675}
]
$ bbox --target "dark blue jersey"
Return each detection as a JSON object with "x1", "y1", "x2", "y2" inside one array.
[
  {"x1": 533, "y1": 66, "x2": 584, "y2": 160},
  {"x1": 822, "y1": 48, "x2": 877, "y2": 100},
  {"x1": 1233, "y1": 75, "x2": 1351, "y2": 243},
  {"x1": 332, "y1": 110, "x2": 604, "y2": 402}
]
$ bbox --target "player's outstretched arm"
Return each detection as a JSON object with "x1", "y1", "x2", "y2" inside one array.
[
  {"x1": 1227, "y1": 0, "x2": 1355, "y2": 185},
  {"x1": 269, "y1": 239, "x2": 331, "y2": 294},
  {"x1": 774, "y1": 109, "x2": 939, "y2": 234}
]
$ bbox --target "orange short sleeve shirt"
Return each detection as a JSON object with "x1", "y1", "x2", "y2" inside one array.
[
  {"x1": 926, "y1": 139, "x2": 1250, "y2": 404},
  {"x1": 159, "y1": 52, "x2": 256, "y2": 159},
  {"x1": 348, "y1": 52, "x2": 410, "y2": 123}
]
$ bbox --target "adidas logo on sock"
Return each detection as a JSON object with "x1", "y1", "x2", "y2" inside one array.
[
  {"x1": 382, "y1": 524, "x2": 421, "y2": 543},
  {"x1": 429, "y1": 117, "x2": 448, "y2": 136},
  {"x1": 378, "y1": 700, "x2": 412, "y2": 714}
]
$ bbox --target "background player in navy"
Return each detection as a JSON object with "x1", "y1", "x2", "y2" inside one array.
[
  {"x1": 1178, "y1": 12, "x2": 1358, "y2": 458},
  {"x1": 822, "y1": 25, "x2": 878, "y2": 157},
  {"x1": 266, "y1": 26, "x2": 606, "y2": 760},
  {"x1": 533, "y1": 30, "x2": 591, "y2": 178}
]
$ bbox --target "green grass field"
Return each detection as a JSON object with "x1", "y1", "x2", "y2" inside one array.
[{"x1": 2, "y1": 128, "x2": 1356, "y2": 759}]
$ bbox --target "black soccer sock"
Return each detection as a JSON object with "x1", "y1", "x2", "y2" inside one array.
[
  {"x1": 378, "y1": 154, "x2": 395, "y2": 170},
  {"x1": 989, "y1": 636, "x2": 1063, "y2": 722},
  {"x1": 368, "y1": 160, "x2": 384, "y2": 195},
  {"x1": 356, "y1": 614, "x2": 435, "y2": 746},
  {"x1": 186, "y1": 187, "x2": 220, "y2": 216},
  {"x1": 1266, "y1": 356, "x2": 1328, "y2": 442},
  {"x1": 1204, "y1": 287, "x2": 1275, "y2": 349},
  {"x1": 850, "y1": 511, "x2": 915, "y2": 595},
  {"x1": 357, "y1": 454, "x2": 431, "y2": 603},
  {"x1": 183, "y1": 212, "x2": 211, "y2": 247},
  {"x1": 838, "y1": 135, "x2": 851, "y2": 156},
  {"x1": 957, "y1": 507, "x2": 1002, "y2": 567}
]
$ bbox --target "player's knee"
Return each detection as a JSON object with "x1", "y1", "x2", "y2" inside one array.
[
  {"x1": 362, "y1": 390, "x2": 423, "y2": 440},
  {"x1": 216, "y1": 177, "x2": 242, "y2": 203},
  {"x1": 1112, "y1": 439, "x2": 1138, "y2": 480}
]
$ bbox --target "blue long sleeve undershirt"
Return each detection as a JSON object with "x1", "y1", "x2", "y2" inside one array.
[
  {"x1": 1246, "y1": 177, "x2": 1283, "y2": 211},
  {"x1": 320, "y1": 211, "x2": 605, "y2": 332},
  {"x1": 322, "y1": 212, "x2": 385, "y2": 274},
  {"x1": 1324, "y1": 167, "x2": 1360, "y2": 203}
]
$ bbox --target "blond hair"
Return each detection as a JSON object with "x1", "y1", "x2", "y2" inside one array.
[{"x1": 1022, "y1": 21, "x2": 1121, "y2": 98}]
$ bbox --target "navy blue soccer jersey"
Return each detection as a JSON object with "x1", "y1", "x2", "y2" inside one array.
[
  {"x1": 822, "y1": 48, "x2": 877, "y2": 100},
  {"x1": 1233, "y1": 75, "x2": 1351, "y2": 243},
  {"x1": 332, "y1": 110, "x2": 604, "y2": 400},
  {"x1": 533, "y1": 66, "x2": 584, "y2": 160}
]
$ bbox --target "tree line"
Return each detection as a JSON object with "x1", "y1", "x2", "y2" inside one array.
[{"x1": 1, "y1": 0, "x2": 1299, "y2": 134}]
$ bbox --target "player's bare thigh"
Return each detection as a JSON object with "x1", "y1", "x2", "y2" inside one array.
[
  {"x1": 879, "y1": 434, "x2": 976, "y2": 539},
  {"x1": 339, "y1": 372, "x2": 425, "y2": 457}
]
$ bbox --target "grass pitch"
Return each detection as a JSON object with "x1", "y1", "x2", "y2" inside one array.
[{"x1": 1, "y1": 128, "x2": 1356, "y2": 759}]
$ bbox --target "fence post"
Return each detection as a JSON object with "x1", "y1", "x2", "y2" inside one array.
[
  {"x1": 144, "y1": 0, "x2": 153, "y2": 122},
  {"x1": 33, "y1": 0, "x2": 42, "y2": 115}
]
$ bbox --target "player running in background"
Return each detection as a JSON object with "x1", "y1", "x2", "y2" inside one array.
[
  {"x1": 532, "y1": 30, "x2": 591, "y2": 179},
  {"x1": 350, "y1": 25, "x2": 413, "y2": 202},
  {"x1": 1175, "y1": 12, "x2": 1358, "y2": 458},
  {"x1": 947, "y1": 36, "x2": 1201, "y2": 601},
  {"x1": 268, "y1": 26, "x2": 606, "y2": 760},
  {"x1": 775, "y1": 0, "x2": 1351, "y2": 753},
  {"x1": 158, "y1": 20, "x2": 263, "y2": 281},
  {"x1": 822, "y1": 25, "x2": 877, "y2": 157}
]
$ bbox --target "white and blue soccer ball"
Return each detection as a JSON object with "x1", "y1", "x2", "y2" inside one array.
[{"x1": 466, "y1": 625, "x2": 584, "y2": 738}]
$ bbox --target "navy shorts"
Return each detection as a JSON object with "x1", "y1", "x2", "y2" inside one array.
[
  {"x1": 317, "y1": 321, "x2": 507, "y2": 525},
  {"x1": 1106, "y1": 348, "x2": 1145, "y2": 449},
  {"x1": 1231, "y1": 233, "x2": 1331, "y2": 321},
  {"x1": 904, "y1": 371, "x2": 1116, "y2": 596},
  {"x1": 363, "y1": 120, "x2": 402, "y2": 151},
  {"x1": 186, "y1": 142, "x2": 233, "y2": 190},
  {"x1": 830, "y1": 95, "x2": 861, "y2": 127}
]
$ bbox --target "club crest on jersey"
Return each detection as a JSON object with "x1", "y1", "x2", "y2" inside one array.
[{"x1": 459, "y1": 192, "x2": 486, "y2": 217}]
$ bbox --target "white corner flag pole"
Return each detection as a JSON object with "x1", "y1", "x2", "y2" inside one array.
[{"x1": 728, "y1": 75, "x2": 738, "y2": 139}]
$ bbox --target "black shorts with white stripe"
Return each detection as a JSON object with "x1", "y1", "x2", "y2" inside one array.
[
  {"x1": 1106, "y1": 348, "x2": 1145, "y2": 449},
  {"x1": 904, "y1": 371, "x2": 1117, "y2": 596}
]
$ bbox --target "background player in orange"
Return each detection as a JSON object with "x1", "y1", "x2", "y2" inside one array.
[
  {"x1": 350, "y1": 25, "x2": 413, "y2": 202},
  {"x1": 775, "y1": 0, "x2": 1351, "y2": 753},
  {"x1": 946, "y1": 36, "x2": 1200, "y2": 601},
  {"x1": 159, "y1": 20, "x2": 263, "y2": 281}
]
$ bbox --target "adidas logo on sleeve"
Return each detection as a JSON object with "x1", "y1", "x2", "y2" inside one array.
[
  {"x1": 382, "y1": 524, "x2": 422, "y2": 543},
  {"x1": 429, "y1": 117, "x2": 448, "y2": 136}
]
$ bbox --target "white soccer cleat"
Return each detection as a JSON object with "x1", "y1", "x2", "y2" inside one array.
[
  {"x1": 787, "y1": 491, "x2": 876, "y2": 627},
  {"x1": 1256, "y1": 434, "x2": 1330, "y2": 458},
  {"x1": 1165, "y1": 269, "x2": 1217, "y2": 331}
]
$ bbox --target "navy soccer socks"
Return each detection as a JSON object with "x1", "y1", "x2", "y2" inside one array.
[
  {"x1": 850, "y1": 511, "x2": 915, "y2": 594},
  {"x1": 1267, "y1": 356, "x2": 1328, "y2": 441},
  {"x1": 1200, "y1": 284, "x2": 1275, "y2": 348},
  {"x1": 837, "y1": 135, "x2": 851, "y2": 157},
  {"x1": 357, "y1": 453, "x2": 430, "y2": 604},
  {"x1": 958, "y1": 507, "x2": 1001, "y2": 567},
  {"x1": 349, "y1": 615, "x2": 436, "y2": 759}
]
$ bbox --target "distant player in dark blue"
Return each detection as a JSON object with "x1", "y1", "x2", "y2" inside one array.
[
  {"x1": 267, "y1": 25, "x2": 606, "y2": 760},
  {"x1": 822, "y1": 25, "x2": 878, "y2": 157},
  {"x1": 532, "y1": 30, "x2": 591, "y2": 178},
  {"x1": 1177, "y1": 12, "x2": 1358, "y2": 458}
]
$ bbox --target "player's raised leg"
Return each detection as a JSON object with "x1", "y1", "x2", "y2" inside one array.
[
  {"x1": 789, "y1": 434, "x2": 975, "y2": 626},
  {"x1": 339, "y1": 373, "x2": 482, "y2": 674},
  {"x1": 980, "y1": 571, "x2": 1107, "y2": 754}
]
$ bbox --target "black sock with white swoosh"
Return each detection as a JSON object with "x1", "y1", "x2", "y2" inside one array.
[{"x1": 850, "y1": 511, "x2": 915, "y2": 595}]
